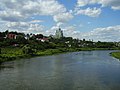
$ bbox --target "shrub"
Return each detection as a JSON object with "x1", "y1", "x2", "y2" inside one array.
[
  {"x1": 0, "y1": 48, "x2": 1, "y2": 54},
  {"x1": 22, "y1": 45, "x2": 36, "y2": 55}
]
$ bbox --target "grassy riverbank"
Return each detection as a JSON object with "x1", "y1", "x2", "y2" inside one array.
[
  {"x1": 0, "y1": 47, "x2": 79, "y2": 64},
  {"x1": 110, "y1": 51, "x2": 120, "y2": 59},
  {"x1": 0, "y1": 47, "x2": 119, "y2": 64},
  {"x1": 0, "y1": 47, "x2": 30, "y2": 64}
]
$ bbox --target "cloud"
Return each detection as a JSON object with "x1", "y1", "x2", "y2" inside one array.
[
  {"x1": 62, "y1": 26, "x2": 81, "y2": 38},
  {"x1": 29, "y1": 20, "x2": 43, "y2": 23},
  {"x1": 0, "y1": 0, "x2": 68, "y2": 22},
  {"x1": 56, "y1": 22, "x2": 64, "y2": 27},
  {"x1": 0, "y1": 0, "x2": 73, "y2": 34},
  {"x1": 5, "y1": 21, "x2": 120, "y2": 42},
  {"x1": 75, "y1": 7, "x2": 101, "y2": 17},
  {"x1": 0, "y1": 10, "x2": 24, "y2": 22},
  {"x1": 6, "y1": 22, "x2": 45, "y2": 34},
  {"x1": 0, "y1": 0, "x2": 119, "y2": 42},
  {"x1": 77, "y1": 0, "x2": 120, "y2": 10},
  {"x1": 77, "y1": 0, "x2": 98, "y2": 7},
  {"x1": 53, "y1": 25, "x2": 120, "y2": 42},
  {"x1": 45, "y1": 22, "x2": 64, "y2": 36},
  {"x1": 85, "y1": 25, "x2": 120, "y2": 41},
  {"x1": 53, "y1": 12, "x2": 73, "y2": 22},
  {"x1": 22, "y1": 0, "x2": 66, "y2": 16},
  {"x1": 111, "y1": 6, "x2": 120, "y2": 10},
  {"x1": 99, "y1": 0, "x2": 120, "y2": 10}
]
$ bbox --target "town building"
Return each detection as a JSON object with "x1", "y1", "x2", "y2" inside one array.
[
  {"x1": 55, "y1": 28, "x2": 63, "y2": 39},
  {"x1": 36, "y1": 37, "x2": 49, "y2": 42},
  {"x1": 7, "y1": 33, "x2": 17, "y2": 39}
]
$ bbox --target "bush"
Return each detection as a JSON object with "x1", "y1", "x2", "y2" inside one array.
[
  {"x1": 0, "y1": 48, "x2": 1, "y2": 54},
  {"x1": 22, "y1": 45, "x2": 36, "y2": 55}
]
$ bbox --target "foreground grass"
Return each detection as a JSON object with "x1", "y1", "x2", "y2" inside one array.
[{"x1": 110, "y1": 51, "x2": 120, "y2": 59}]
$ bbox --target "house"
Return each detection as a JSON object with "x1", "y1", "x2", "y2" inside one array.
[
  {"x1": 36, "y1": 37, "x2": 49, "y2": 42},
  {"x1": 7, "y1": 33, "x2": 17, "y2": 39}
]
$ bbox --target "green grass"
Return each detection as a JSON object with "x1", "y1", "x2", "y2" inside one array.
[
  {"x1": 110, "y1": 51, "x2": 120, "y2": 59},
  {"x1": 0, "y1": 47, "x2": 119, "y2": 64},
  {"x1": 0, "y1": 48, "x2": 65, "y2": 63},
  {"x1": 0, "y1": 47, "x2": 79, "y2": 64},
  {"x1": 79, "y1": 47, "x2": 117, "y2": 51},
  {"x1": 36, "y1": 48, "x2": 77, "y2": 56},
  {"x1": 0, "y1": 47, "x2": 26, "y2": 63},
  {"x1": 36, "y1": 49, "x2": 62, "y2": 56},
  {"x1": 1, "y1": 47, "x2": 23, "y2": 54}
]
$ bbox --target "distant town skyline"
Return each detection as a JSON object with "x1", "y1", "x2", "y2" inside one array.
[{"x1": 0, "y1": 0, "x2": 120, "y2": 41}]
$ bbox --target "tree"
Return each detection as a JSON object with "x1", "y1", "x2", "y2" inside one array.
[
  {"x1": 22, "y1": 45, "x2": 36, "y2": 55},
  {"x1": 16, "y1": 35, "x2": 27, "y2": 44},
  {"x1": 5, "y1": 30, "x2": 9, "y2": 35},
  {"x1": 36, "y1": 34, "x2": 43, "y2": 39},
  {"x1": 0, "y1": 48, "x2": 1, "y2": 54},
  {"x1": 83, "y1": 39, "x2": 86, "y2": 42}
]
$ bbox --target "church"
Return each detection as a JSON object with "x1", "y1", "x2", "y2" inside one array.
[{"x1": 55, "y1": 28, "x2": 63, "y2": 39}]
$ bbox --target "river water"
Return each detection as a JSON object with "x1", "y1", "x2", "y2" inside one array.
[{"x1": 0, "y1": 50, "x2": 120, "y2": 90}]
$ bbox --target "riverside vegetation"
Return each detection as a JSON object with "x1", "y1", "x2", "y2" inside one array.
[
  {"x1": 0, "y1": 30, "x2": 120, "y2": 64},
  {"x1": 110, "y1": 52, "x2": 120, "y2": 59}
]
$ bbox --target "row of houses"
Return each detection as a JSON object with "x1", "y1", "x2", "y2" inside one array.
[
  {"x1": 0, "y1": 27, "x2": 63, "y2": 41},
  {"x1": 0, "y1": 33, "x2": 49, "y2": 42}
]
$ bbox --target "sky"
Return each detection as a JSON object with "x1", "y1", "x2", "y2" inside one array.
[{"x1": 0, "y1": 0, "x2": 120, "y2": 42}]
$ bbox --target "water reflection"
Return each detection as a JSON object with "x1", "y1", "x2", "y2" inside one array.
[{"x1": 0, "y1": 50, "x2": 120, "y2": 90}]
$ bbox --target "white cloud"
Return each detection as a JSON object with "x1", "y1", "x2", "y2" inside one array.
[
  {"x1": 99, "y1": 0, "x2": 120, "y2": 9},
  {"x1": 77, "y1": 25, "x2": 120, "y2": 42},
  {"x1": 22, "y1": 0, "x2": 66, "y2": 16},
  {"x1": 77, "y1": 0, "x2": 98, "y2": 7},
  {"x1": 75, "y1": 7, "x2": 101, "y2": 17},
  {"x1": 53, "y1": 12, "x2": 73, "y2": 22},
  {"x1": 6, "y1": 22, "x2": 45, "y2": 34},
  {"x1": 77, "y1": 0, "x2": 120, "y2": 10},
  {"x1": 56, "y1": 22, "x2": 63, "y2": 27},
  {"x1": 63, "y1": 26, "x2": 81, "y2": 38},
  {"x1": 0, "y1": 10, "x2": 24, "y2": 22},
  {"x1": 29, "y1": 20, "x2": 43, "y2": 23},
  {"x1": 51, "y1": 25, "x2": 120, "y2": 42},
  {"x1": 111, "y1": 6, "x2": 120, "y2": 10},
  {"x1": 83, "y1": 25, "x2": 120, "y2": 41},
  {"x1": 0, "y1": 0, "x2": 68, "y2": 22},
  {"x1": 77, "y1": 0, "x2": 88, "y2": 7},
  {"x1": 39, "y1": 0, "x2": 66, "y2": 15},
  {"x1": 0, "y1": 0, "x2": 119, "y2": 42},
  {"x1": 45, "y1": 22, "x2": 64, "y2": 36},
  {"x1": 0, "y1": 0, "x2": 73, "y2": 34},
  {"x1": 6, "y1": 22, "x2": 119, "y2": 42}
]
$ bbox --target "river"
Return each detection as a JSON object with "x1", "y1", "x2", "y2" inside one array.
[{"x1": 0, "y1": 50, "x2": 120, "y2": 90}]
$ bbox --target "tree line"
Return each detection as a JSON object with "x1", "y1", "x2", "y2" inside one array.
[{"x1": 0, "y1": 30, "x2": 119, "y2": 51}]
